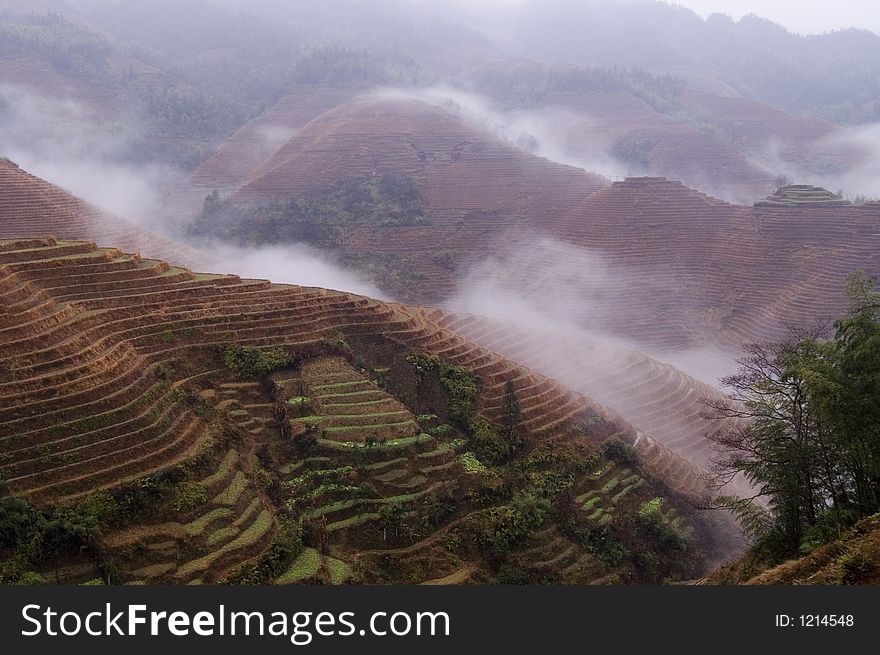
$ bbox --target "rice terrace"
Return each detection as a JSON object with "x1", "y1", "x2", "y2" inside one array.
[{"x1": 0, "y1": 0, "x2": 879, "y2": 588}]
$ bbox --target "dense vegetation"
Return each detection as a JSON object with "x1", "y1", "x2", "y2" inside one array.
[
  {"x1": 471, "y1": 64, "x2": 685, "y2": 112},
  {"x1": 220, "y1": 345, "x2": 292, "y2": 380},
  {"x1": 397, "y1": 353, "x2": 699, "y2": 583},
  {"x1": 0, "y1": 12, "x2": 110, "y2": 78},
  {"x1": 189, "y1": 175, "x2": 425, "y2": 247},
  {"x1": 0, "y1": 4, "x2": 424, "y2": 168},
  {"x1": 706, "y1": 272, "x2": 880, "y2": 569},
  {"x1": 291, "y1": 46, "x2": 420, "y2": 86},
  {"x1": 0, "y1": 489, "x2": 115, "y2": 584}
]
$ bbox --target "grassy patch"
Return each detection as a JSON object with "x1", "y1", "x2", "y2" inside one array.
[
  {"x1": 185, "y1": 507, "x2": 233, "y2": 536},
  {"x1": 639, "y1": 497, "x2": 664, "y2": 517},
  {"x1": 322, "y1": 420, "x2": 417, "y2": 433},
  {"x1": 326, "y1": 556, "x2": 351, "y2": 584},
  {"x1": 171, "y1": 481, "x2": 208, "y2": 512},
  {"x1": 318, "y1": 434, "x2": 432, "y2": 450},
  {"x1": 276, "y1": 548, "x2": 321, "y2": 584},
  {"x1": 199, "y1": 450, "x2": 238, "y2": 489},
  {"x1": 212, "y1": 471, "x2": 248, "y2": 506},
  {"x1": 313, "y1": 381, "x2": 371, "y2": 391},
  {"x1": 327, "y1": 512, "x2": 381, "y2": 532},
  {"x1": 611, "y1": 479, "x2": 643, "y2": 504},
  {"x1": 284, "y1": 466, "x2": 351, "y2": 489},
  {"x1": 581, "y1": 497, "x2": 600, "y2": 511},
  {"x1": 600, "y1": 476, "x2": 621, "y2": 494},
  {"x1": 206, "y1": 526, "x2": 239, "y2": 546}
]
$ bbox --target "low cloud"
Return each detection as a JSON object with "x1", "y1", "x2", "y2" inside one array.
[
  {"x1": 204, "y1": 242, "x2": 389, "y2": 299},
  {"x1": 0, "y1": 83, "x2": 182, "y2": 226},
  {"x1": 448, "y1": 235, "x2": 738, "y2": 385},
  {"x1": 369, "y1": 85, "x2": 625, "y2": 178}
]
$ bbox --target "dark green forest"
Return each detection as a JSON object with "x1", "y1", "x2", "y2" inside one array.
[{"x1": 188, "y1": 175, "x2": 426, "y2": 248}]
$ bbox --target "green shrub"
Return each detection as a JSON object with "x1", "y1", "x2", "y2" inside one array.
[
  {"x1": 470, "y1": 418, "x2": 509, "y2": 464},
  {"x1": 639, "y1": 497, "x2": 664, "y2": 517},
  {"x1": 601, "y1": 437, "x2": 639, "y2": 465},
  {"x1": 221, "y1": 345, "x2": 291, "y2": 379},
  {"x1": 407, "y1": 353, "x2": 480, "y2": 426},
  {"x1": 227, "y1": 521, "x2": 304, "y2": 585},
  {"x1": 464, "y1": 490, "x2": 550, "y2": 559},
  {"x1": 839, "y1": 552, "x2": 873, "y2": 584}
]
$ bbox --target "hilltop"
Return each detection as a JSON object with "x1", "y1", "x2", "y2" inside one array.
[
  {"x1": 547, "y1": 176, "x2": 880, "y2": 350},
  {"x1": 188, "y1": 96, "x2": 608, "y2": 302},
  {"x1": 755, "y1": 184, "x2": 850, "y2": 207},
  {"x1": 229, "y1": 96, "x2": 607, "y2": 209}
]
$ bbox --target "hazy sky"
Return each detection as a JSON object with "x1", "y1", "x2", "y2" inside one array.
[
  {"x1": 667, "y1": 0, "x2": 880, "y2": 35},
  {"x1": 451, "y1": 0, "x2": 880, "y2": 36}
]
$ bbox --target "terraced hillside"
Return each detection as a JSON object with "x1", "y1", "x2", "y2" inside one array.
[
  {"x1": 190, "y1": 91, "x2": 878, "y2": 342},
  {"x1": 536, "y1": 87, "x2": 865, "y2": 204},
  {"x1": 181, "y1": 87, "x2": 360, "y2": 205},
  {"x1": 0, "y1": 237, "x2": 740, "y2": 584},
  {"x1": 682, "y1": 91, "x2": 863, "y2": 181},
  {"x1": 0, "y1": 159, "x2": 206, "y2": 268},
  {"x1": 537, "y1": 90, "x2": 777, "y2": 203},
  {"x1": 231, "y1": 96, "x2": 607, "y2": 208},
  {"x1": 190, "y1": 67, "x2": 860, "y2": 211},
  {"x1": 191, "y1": 95, "x2": 608, "y2": 301},
  {"x1": 543, "y1": 176, "x2": 880, "y2": 351},
  {"x1": 425, "y1": 311, "x2": 733, "y2": 475}
]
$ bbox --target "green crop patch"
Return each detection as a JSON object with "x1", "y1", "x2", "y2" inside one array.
[
  {"x1": 322, "y1": 419, "x2": 416, "y2": 432},
  {"x1": 600, "y1": 476, "x2": 621, "y2": 494},
  {"x1": 581, "y1": 497, "x2": 600, "y2": 511},
  {"x1": 327, "y1": 512, "x2": 381, "y2": 532},
  {"x1": 459, "y1": 452, "x2": 487, "y2": 474},
  {"x1": 212, "y1": 471, "x2": 249, "y2": 506},
  {"x1": 277, "y1": 548, "x2": 321, "y2": 584},
  {"x1": 185, "y1": 507, "x2": 233, "y2": 536},
  {"x1": 326, "y1": 556, "x2": 351, "y2": 584},
  {"x1": 206, "y1": 526, "x2": 240, "y2": 546}
]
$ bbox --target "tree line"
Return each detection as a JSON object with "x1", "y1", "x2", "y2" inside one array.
[{"x1": 706, "y1": 271, "x2": 880, "y2": 560}]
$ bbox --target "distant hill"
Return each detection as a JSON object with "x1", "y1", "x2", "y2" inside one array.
[
  {"x1": 189, "y1": 95, "x2": 608, "y2": 302},
  {"x1": 550, "y1": 176, "x2": 880, "y2": 350},
  {"x1": 507, "y1": 0, "x2": 880, "y2": 125}
]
